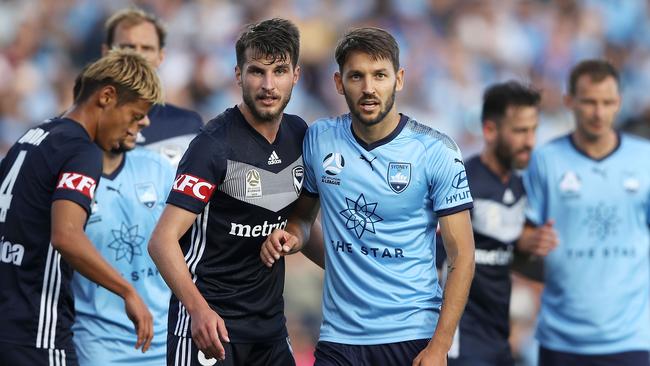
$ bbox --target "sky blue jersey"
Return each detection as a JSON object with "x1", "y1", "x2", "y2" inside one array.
[
  {"x1": 71, "y1": 147, "x2": 175, "y2": 365},
  {"x1": 524, "y1": 134, "x2": 650, "y2": 354},
  {"x1": 303, "y1": 113, "x2": 473, "y2": 345}
]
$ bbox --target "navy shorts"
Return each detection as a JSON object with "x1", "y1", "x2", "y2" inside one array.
[
  {"x1": 539, "y1": 346, "x2": 650, "y2": 366},
  {"x1": 167, "y1": 334, "x2": 295, "y2": 366},
  {"x1": 314, "y1": 339, "x2": 430, "y2": 366},
  {"x1": 0, "y1": 341, "x2": 78, "y2": 366}
]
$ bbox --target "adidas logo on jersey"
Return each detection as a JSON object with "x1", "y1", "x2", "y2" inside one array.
[{"x1": 267, "y1": 151, "x2": 282, "y2": 165}]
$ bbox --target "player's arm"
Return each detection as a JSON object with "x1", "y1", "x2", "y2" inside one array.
[
  {"x1": 51, "y1": 200, "x2": 153, "y2": 352},
  {"x1": 260, "y1": 193, "x2": 320, "y2": 267},
  {"x1": 414, "y1": 209, "x2": 474, "y2": 365},
  {"x1": 299, "y1": 218, "x2": 325, "y2": 269},
  {"x1": 148, "y1": 204, "x2": 229, "y2": 361},
  {"x1": 517, "y1": 221, "x2": 558, "y2": 257}
]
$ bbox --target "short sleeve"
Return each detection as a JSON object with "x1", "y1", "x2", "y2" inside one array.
[
  {"x1": 166, "y1": 134, "x2": 225, "y2": 213},
  {"x1": 428, "y1": 136, "x2": 473, "y2": 216},
  {"x1": 52, "y1": 142, "x2": 102, "y2": 215},
  {"x1": 522, "y1": 150, "x2": 547, "y2": 226},
  {"x1": 302, "y1": 126, "x2": 319, "y2": 196}
]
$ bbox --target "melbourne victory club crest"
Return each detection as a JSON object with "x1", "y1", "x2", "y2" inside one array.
[
  {"x1": 387, "y1": 162, "x2": 411, "y2": 193},
  {"x1": 292, "y1": 166, "x2": 304, "y2": 195},
  {"x1": 245, "y1": 169, "x2": 262, "y2": 198},
  {"x1": 135, "y1": 182, "x2": 158, "y2": 208}
]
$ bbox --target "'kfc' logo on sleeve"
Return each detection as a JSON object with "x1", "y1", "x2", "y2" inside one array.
[
  {"x1": 173, "y1": 174, "x2": 216, "y2": 203},
  {"x1": 56, "y1": 172, "x2": 97, "y2": 199}
]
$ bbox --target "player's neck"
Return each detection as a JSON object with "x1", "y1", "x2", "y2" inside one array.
[
  {"x1": 480, "y1": 150, "x2": 511, "y2": 183},
  {"x1": 350, "y1": 108, "x2": 401, "y2": 144},
  {"x1": 237, "y1": 103, "x2": 281, "y2": 144},
  {"x1": 61, "y1": 104, "x2": 98, "y2": 141},
  {"x1": 571, "y1": 129, "x2": 618, "y2": 159},
  {"x1": 103, "y1": 151, "x2": 124, "y2": 175}
]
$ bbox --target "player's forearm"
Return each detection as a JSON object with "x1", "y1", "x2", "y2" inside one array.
[
  {"x1": 431, "y1": 248, "x2": 474, "y2": 350},
  {"x1": 52, "y1": 229, "x2": 133, "y2": 299},
  {"x1": 300, "y1": 220, "x2": 325, "y2": 269},
  {"x1": 148, "y1": 233, "x2": 208, "y2": 313}
]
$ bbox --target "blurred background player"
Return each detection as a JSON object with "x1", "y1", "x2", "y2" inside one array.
[
  {"x1": 0, "y1": 50, "x2": 161, "y2": 366},
  {"x1": 446, "y1": 81, "x2": 557, "y2": 366},
  {"x1": 70, "y1": 70, "x2": 175, "y2": 364},
  {"x1": 523, "y1": 59, "x2": 650, "y2": 366},
  {"x1": 261, "y1": 27, "x2": 475, "y2": 366},
  {"x1": 149, "y1": 18, "x2": 322, "y2": 366},
  {"x1": 103, "y1": 7, "x2": 203, "y2": 166}
]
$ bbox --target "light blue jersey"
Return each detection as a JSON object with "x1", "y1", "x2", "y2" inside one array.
[
  {"x1": 303, "y1": 114, "x2": 473, "y2": 345},
  {"x1": 72, "y1": 147, "x2": 175, "y2": 365},
  {"x1": 524, "y1": 134, "x2": 650, "y2": 354}
]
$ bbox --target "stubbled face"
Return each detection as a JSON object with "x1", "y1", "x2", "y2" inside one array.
[
  {"x1": 236, "y1": 49, "x2": 299, "y2": 123},
  {"x1": 566, "y1": 75, "x2": 620, "y2": 141},
  {"x1": 493, "y1": 105, "x2": 538, "y2": 170},
  {"x1": 334, "y1": 51, "x2": 403, "y2": 127},
  {"x1": 107, "y1": 21, "x2": 164, "y2": 68},
  {"x1": 96, "y1": 95, "x2": 151, "y2": 152}
]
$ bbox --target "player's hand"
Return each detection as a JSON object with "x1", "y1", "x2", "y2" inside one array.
[
  {"x1": 412, "y1": 343, "x2": 447, "y2": 366},
  {"x1": 123, "y1": 288, "x2": 154, "y2": 353},
  {"x1": 189, "y1": 305, "x2": 230, "y2": 361},
  {"x1": 517, "y1": 220, "x2": 558, "y2": 257},
  {"x1": 260, "y1": 229, "x2": 301, "y2": 267}
]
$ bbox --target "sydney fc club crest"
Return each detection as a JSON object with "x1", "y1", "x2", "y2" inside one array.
[
  {"x1": 135, "y1": 182, "x2": 158, "y2": 208},
  {"x1": 387, "y1": 162, "x2": 411, "y2": 193},
  {"x1": 292, "y1": 166, "x2": 304, "y2": 195}
]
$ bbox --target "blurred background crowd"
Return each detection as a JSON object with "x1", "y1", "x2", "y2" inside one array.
[{"x1": 1, "y1": 0, "x2": 649, "y2": 365}]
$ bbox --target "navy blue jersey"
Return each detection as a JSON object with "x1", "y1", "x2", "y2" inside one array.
[
  {"x1": 449, "y1": 155, "x2": 525, "y2": 362},
  {"x1": 0, "y1": 118, "x2": 102, "y2": 349},
  {"x1": 137, "y1": 103, "x2": 203, "y2": 166},
  {"x1": 166, "y1": 106, "x2": 307, "y2": 343}
]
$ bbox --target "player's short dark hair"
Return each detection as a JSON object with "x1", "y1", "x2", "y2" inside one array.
[
  {"x1": 481, "y1": 81, "x2": 541, "y2": 125},
  {"x1": 105, "y1": 7, "x2": 167, "y2": 49},
  {"x1": 335, "y1": 27, "x2": 400, "y2": 72},
  {"x1": 568, "y1": 59, "x2": 619, "y2": 96},
  {"x1": 235, "y1": 18, "x2": 300, "y2": 69}
]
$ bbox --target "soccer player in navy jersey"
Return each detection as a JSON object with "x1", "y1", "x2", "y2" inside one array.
[
  {"x1": 523, "y1": 60, "x2": 650, "y2": 366},
  {"x1": 70, "y1": 69, "x2": 175, "y2": 365},
  {"x1": 445, "y1": 81, "x2": 553, "y2": 366},
  {"x1": 103, "y1": 8, "x2": 203, "y2": 166},
  {"x1": 0, "y1": 50, "x2": 162, "y2": 366},
  {"x1": 261, "y1": 27, "x2": 475, "y2": 366},
  {"x1": 148, "y1": 18, "x2": 322, "y2": 366}
]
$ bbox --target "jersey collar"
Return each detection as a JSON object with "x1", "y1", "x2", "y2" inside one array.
[
  {"x1": 568, "y1": 132, "x2": 622, "y2": 162},
  {"x1": 349, "y1": 113, "x2": 409, "y2": 151}
]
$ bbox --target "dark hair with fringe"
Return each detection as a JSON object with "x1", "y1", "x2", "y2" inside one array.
[
  {"x1": 481, "y1": 81, "x2": 541, "y2": 125},
  {"x1": 235, "y1": 18, "x2": 300, "y2": 69},
  {"x1": 335, "y1": 27, "x2": 399, "y2": 72}
]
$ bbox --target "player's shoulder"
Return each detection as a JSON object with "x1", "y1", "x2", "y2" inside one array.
[
  {"x1": 621, "y1": 132, "x2": 650, "y2": 152},
  {"x1": 151, "y1": 103, "x2": 203, "y2": 128},
  {"x1": 401, "y1": 116, "x2": 461, "y2": 154},
  {"x1": 307, "y1": 113, "x2": 349, "y2": 136},
  {"x1": 534, "y1": 134, "x2": 572, "y2": 158},
  {"x1": 128, "y1": 147, "x2": 174, "y2": 171},
  {"x1": 36, "y1": 118, "x2": 100, "y2": 155}
]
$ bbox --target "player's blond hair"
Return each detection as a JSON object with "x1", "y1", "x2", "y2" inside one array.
[{"x1": 74, "y1": 49, "x2": 163, "y2": 105}]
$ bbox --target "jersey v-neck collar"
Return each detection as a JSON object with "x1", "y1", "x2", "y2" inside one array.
[
  {"x1": 234, "y1": 105, "x2": 283, "y2": 147},
  {"x1": 568, "y1": 132, "x2": 621, "y2": 162},
  {"x1": 102, "y1": 154, "x2": 127, "y2": 180},
  {"x1": 349, "y1": 113, "x2": 409, "y2": 151}
]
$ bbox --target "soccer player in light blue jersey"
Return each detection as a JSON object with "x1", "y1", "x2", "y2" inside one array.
[
  {"x1": 522, "y1": 59, "x2": 650, "y2": 366},
  {"x1": 261, "y1": 27, "x2": 475, "y2": 365},
  {"x1": 70, "y1": 59, "x2": 175, "y2": 365}
]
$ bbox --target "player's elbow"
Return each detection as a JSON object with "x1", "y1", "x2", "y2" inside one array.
[
  {"x1": 147, "y1": 227, "x2": 168, "y2": 261},
  {"x1": 50, "y1": 225, "x2": 79, "y2": 253}
]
